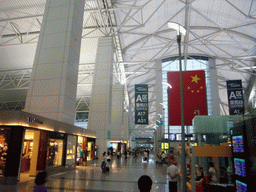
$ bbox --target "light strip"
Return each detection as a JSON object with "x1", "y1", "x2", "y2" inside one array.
[{"x1": 1, "y1": 123, "x2": 54, "y2": 131}]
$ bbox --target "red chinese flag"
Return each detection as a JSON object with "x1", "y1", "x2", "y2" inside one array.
[{"x1": 167, "y1": 70, "x2": 207, "y2": 125}]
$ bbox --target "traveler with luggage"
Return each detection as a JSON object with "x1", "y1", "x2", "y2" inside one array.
[
  {"x1": 101, "y1": 152, "x2": 107, "y2": 173},
  {"x1": 106, "y1": 155, "x2": 111, "y2": 172},
  {"x1": 144, "y1": 151, "x2": 148, "y2": 162}
]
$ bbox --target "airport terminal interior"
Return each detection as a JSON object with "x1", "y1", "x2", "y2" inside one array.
[{"x1": 0, "y1": 0, "x2": 256, "y2": 191}]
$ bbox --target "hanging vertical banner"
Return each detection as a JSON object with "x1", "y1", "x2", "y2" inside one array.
[
  {"x1": 107, "y1": 130, "x2": 111, "y2": 140},
  {"x1": 135, "y1": 84, "x2": 148, "y2": 124},
  {"x1": 226, "y1": 80, "x2": 244, "y2": 115},
  {"x1": 168, "y1": 70, "x2": 207, "y2": 125}
]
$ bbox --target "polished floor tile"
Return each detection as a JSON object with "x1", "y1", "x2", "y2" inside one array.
[{"x1": 1, "y1": 154, "x2": 172, "y2": 192}]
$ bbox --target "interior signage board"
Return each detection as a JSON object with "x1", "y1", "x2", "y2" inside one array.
[
  {"x1": 226, "y1": 80, "x2": 244, "y2": 115},
  {"x1": 135, "y1": 84, "x2": 148, "y2": 124},
  {"x1": 107, "y1": 130, "x2": 111, "y2": 140}
]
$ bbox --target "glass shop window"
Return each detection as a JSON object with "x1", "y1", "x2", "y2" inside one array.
[{"x1": 46, "y1": 139, "x2": 63, "y2": 167}]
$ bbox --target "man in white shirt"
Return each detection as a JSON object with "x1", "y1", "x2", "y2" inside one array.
[{"x1": 167, "y1": 161, "x2": 179, "y2": 192}]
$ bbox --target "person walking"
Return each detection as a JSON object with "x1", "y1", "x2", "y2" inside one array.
[
  {"x1": 34, "y1": 171, "x2": 47, "y2": 192},
  {"x1": 161, "y1": 151, "x2": 166, "y2": 165},
  {"x1": 101, "y1": 152, "x2": 107, "y2": 173},
  {"x1": 208, "y1": 162, "x2": 217, "y2": 183},
  {"x1": 117, "y1": 150, "x2": 121, "y2": 159},
  {"x1": 167, "y1": 161, "x2": 179, "y2": 192},
  {"x1": 124, "y1": 150, "x2": 128, "y2": 159},
  {"x1": 79, "y1": 149, "x2": 85, "y2": 165},
  {"x1": 106, "y1": 154, "x2": 111, "y2": 172},
  {"x1": 195, "y1": 164, "x2": 204, "y2": 181},
  {"x1": 143, "y1": 150, "x2": 148, "y2": 162}
]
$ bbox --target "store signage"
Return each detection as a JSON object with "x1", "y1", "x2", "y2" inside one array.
[
  {"x1": 48, "y1": 132, "x2": 65, "y2": 139},
  {"x1": 226, "y1": 80, "x2": 244, "y2": 115},
  {"x1": 134, "y1": 138, "x2": 151, "y2": 142},
  {"x1": 156, "y1": 120, "x2": 163, "y2": 125},
  {"x1": 107, "y1": 130, "x2": 111, "y2": 140},
  {"x1": 27, "y1": 117, "x2": 43, "y2": 124},
  {"x1": 135, "y1": 84, "x2": 148, "y2": 124}
]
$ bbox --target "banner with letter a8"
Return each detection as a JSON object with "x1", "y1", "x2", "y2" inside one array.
[{"x1": 135, "y1": 84, "x2": 148, "y2": 124}]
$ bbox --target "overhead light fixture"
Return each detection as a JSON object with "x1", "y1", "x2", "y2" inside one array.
[
  {"x1": 162, "y1": 82, "x2": 172, "y2": 89},
  {"x1": 168, "y1": 22, "x2": 186, "y2": 36},
  {"x1": 157, "y1": 113, "x2": 162, "y2": 118},
  {"x1": 159, "y1": 103, "x2": 168, "y2": 108}
]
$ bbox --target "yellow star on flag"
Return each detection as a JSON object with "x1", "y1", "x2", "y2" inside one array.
[{"x1": 191, "y1": 74, "x2": 200, "y2": 84}]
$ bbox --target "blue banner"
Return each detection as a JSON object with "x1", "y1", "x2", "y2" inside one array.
[
  {"x1": 226, "y1": 80, "x2": 244, "y2": 115},
  {"x1": 135, "y1": 84, "x2": 148, "y2": 124}
]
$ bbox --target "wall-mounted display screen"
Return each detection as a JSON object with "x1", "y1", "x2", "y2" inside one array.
[
  {"x1": 201, "y1": 135, "x2": 206, "y2": 141},
  {"x1": 163, "y1": 133, "x2": 176, "y2": 141},
  {"x1": 190, "y1": 134, "x2": 196, "y2": 141},
  {"x1": 232, "y1": 135, "x2": 244, "y2": 153},
  {"x1": 234, "y1": 158, "x2": 246, "y2": 177},
  {"x1": 236, "y1": 180, "x2": 247, "y2": 192},
  {"x1": 176, "y1": 134, "x2": 188, "y2": 141},
  {"x1": 169, "y1": 134, "x2": 175, "y2": 141}
]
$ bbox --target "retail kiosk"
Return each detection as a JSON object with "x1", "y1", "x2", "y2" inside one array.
[
  {"x1": 0, "y1": 111, "x2": 96, "y2": 185},
  {"x1": 230, "y1": 117, "x2": 256, "y2": 192},
  {"x1": 187, "y1": 115, "x2": 245, "y2": 192}
]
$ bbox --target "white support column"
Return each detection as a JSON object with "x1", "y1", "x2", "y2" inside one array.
[
  {"x1": 208, "y1": 58, "x2": 220, "y2": 115},
  {"x1": 87, "y1": 37, "x2": 114, "y2": 158},
  {"x1": 123, "y1": 111, "x2": 129, "y2": 142},
  {"x1": 24, "y1": 0, "x2": 85, "y2": 124},
  {"x1": 110, "y1": 84, "x2": 124, "y2": 142}
]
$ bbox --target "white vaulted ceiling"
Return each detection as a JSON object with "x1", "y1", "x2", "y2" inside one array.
[{"x1": 0, "y1": 0, "x2": 256, "y2": 138}]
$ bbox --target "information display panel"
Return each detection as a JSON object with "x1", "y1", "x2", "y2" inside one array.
[
  {"x1": 234, "y1": 158, "x2": 246, "y2": 177},
  {"x1": 176, "y1": 134, "x2": 188, "y2": 141},
  {"x1": 232, "y1": 135, "x2": 244, "y2": 153},
  {"x1": 236, "y1": 180, "x2": 247, "y2": 192}
]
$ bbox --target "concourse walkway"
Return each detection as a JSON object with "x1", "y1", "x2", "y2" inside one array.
[{"x1": 1, "y1": 154, "x2": 173, "y2": 192}]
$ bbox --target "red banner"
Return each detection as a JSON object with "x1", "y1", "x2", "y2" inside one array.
[{"x1": 167, "y1": 70, "x2": 207, "y2": 125}]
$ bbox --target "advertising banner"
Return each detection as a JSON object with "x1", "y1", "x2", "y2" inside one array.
[
  {"x1": 135, "y1": 84, "x2": 148, "y2": 124},
  {"x1": 107, "y1": 130, "x2": 111, "y2": 140},
  {"x1": 226, "y1": 80, "x2": 244, "y2": 115}
]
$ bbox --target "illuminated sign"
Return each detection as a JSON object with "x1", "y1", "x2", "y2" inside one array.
[{"x1": 27, "y1": 117, "x2": 43, "y2": 124}]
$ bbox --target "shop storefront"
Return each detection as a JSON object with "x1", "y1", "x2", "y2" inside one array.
[
  {"x1": 0, "y1": 126, "x2": 24, "y2": 184},
  {"x1": 66, "y1": 135, "x2": 77, "y2": 166},
  {"x1": 0, "y1": 128, "x2": 11, "y2": 177},
  {"x1": 0, "y1": 111, "x2": 96, "y2": 185},
  {"x1": 76, "y1": 136, "x2": 87, "y2": 165},
  {"x1": 87, "y1": 138, "x2": 95, "y2": 161},
  {"x1": 46, "y1": 132, "x2": 65, "y2": 167},
  {"x1": 110, "y1": 140, "x2": 127, "y2": 155}
]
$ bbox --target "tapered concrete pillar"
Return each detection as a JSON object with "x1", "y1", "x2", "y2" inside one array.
[
  {"x1": 208, "y1": 58, "x2": 220, "y2": 115},
  {"x1": 87, "y1": 37, "x2": 114, "y2": 158},
  {"x1": 123, "y1": 111, "x2": 129, "y2": 142},
  {"x1": 25, "y1": 0, "x2": 85, "y2": 124},
  {"x1": 110, "y1": 84, "x2": 125, "y2": 142}
]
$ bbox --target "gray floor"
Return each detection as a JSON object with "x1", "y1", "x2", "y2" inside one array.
[{"x1": 0, "y1": 154, "x2": 172, "y2": 192}]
